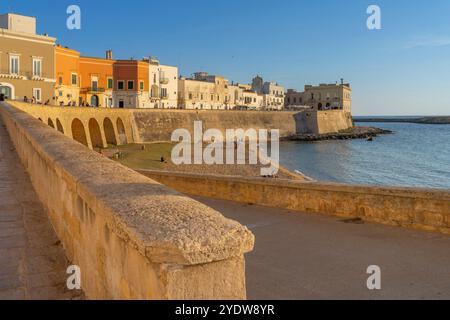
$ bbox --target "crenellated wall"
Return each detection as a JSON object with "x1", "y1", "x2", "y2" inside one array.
[
  {"x1": 0, "y1": 102, "x2": 254, "y2": 299},
  {"x1": 140, "y1": 170, "x2": 450, "y2": 235}
]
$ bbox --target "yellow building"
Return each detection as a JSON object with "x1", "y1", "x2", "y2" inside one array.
[
  {"x1": 178, "y1": 72, "x2": 228, "y2": 110},
  {"x1": 0, "y1": 13, "x2": 56, "y2": 103},
  {"x1": 286, "y1": 80, "x2": 352, "y2": 114}
]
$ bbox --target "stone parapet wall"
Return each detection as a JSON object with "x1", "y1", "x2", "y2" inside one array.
[
  {"x1": 0, "y1": 102, "x2": 254, "y2": 299},
  {"x1": 140, "y1": 170, "x2": 450, "y2": 235}
]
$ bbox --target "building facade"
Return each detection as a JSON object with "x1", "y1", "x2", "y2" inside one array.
[
  {"x1": 113, "y1": 60, "x2": 149, "y2": 108},
  {"x1": 148, "y1": 58, "x2": 178, "y2": 109},
  {"x1": 178, "y1": 72, "x2": 228, "y2": 110},
  {"x1": 289, "y1": 81, "x2": 352, "y2": 113},
  {"x1": 0, "y1": 13, "x2": 56, "y2": 103},
  {"x1": 251, "y1": 76, "x2": 285, "y2": 110},
  {"x1": 55, "y1": 45, "x2": 80, "y2": 106}
]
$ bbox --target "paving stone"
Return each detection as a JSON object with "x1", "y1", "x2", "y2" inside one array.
[{"x1": 0, "y1": 118, "x2": 84, "y2": 300}]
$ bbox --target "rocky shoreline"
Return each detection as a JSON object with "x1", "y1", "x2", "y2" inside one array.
[{"x1": 282, "y1": 126, "x2": 393, "y2": 142}]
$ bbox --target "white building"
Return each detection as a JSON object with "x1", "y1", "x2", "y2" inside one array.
[{"x1": 148, "y1": 57, "x2": 178, "y2": 109}]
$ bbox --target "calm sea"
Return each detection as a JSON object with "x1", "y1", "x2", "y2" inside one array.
[{"x1": 280, "y1": 122, "x2": 450, "y2": 189}]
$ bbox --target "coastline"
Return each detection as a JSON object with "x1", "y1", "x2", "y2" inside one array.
[
  {"x1": 354, "y1": 116, "x2": 450, "y2": 125},
  {"x1": 282, "y1": 126, "x2": 393, "y2": 142}
]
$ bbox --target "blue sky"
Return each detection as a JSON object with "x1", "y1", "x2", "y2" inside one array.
[{"x1": 2, "y1": 0, "x2": 450, "y2": 115}]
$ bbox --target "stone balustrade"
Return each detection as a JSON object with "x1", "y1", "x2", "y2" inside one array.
[{"x1": 0, "y1": 102, "x2": 254, "y2": 299}]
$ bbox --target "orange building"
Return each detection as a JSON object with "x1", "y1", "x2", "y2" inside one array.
[
  {"x1": 113, "y1": 60, "x2": 150, "y2": 108},
  {"x1": 55, "y1": 45, "x2": 80, "y2": 106},
  {"x1": 79, "y1": 52, "x2": 115, "y2": 108}
]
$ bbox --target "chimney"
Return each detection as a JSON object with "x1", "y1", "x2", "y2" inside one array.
[
  {"x1": 340, "y1": 78, "x2": 344, "y2": 85},
  {"x1": 106, "y1": 50, "x2": 113, "y2": 60}
]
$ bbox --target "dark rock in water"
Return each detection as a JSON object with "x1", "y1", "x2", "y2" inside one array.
[{"x1": 283, "y1": 126, "x2": 393, "y2": 142}]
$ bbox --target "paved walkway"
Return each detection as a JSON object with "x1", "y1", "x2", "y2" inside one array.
[
  {"x1": 0, "y1": 117, "x2": 83, "y2": 300},
  {"x1": 195, "y1": 196, "x2": 450, "y2": 300}
]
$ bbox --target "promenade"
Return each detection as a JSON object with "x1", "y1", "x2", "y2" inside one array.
[
  {"x1": 195, "y1": 196, "x2": 450, "y2": 300},
  {"x1": 0, "y1": 118, "x2": 83, "y2": 300}
]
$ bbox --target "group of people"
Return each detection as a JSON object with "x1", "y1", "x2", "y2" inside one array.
[{"x1": 23, "y1": 96, "x2": 50, "y2": 105}]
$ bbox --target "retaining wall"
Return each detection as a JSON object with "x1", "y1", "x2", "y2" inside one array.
[{"x1": 140, "y1": 170, "x2": 450, "y2": 235}]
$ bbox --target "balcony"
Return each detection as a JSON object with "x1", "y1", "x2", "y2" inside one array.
[
  {"x1": 81, "y1": 87, "x2": 106, "y2": 94},
  {"x1": 0, "y1": 69, "x2": 50, "y2": 81},
  {"x1": 159, "y1": 77, "x2": 169, "y2": 85}
]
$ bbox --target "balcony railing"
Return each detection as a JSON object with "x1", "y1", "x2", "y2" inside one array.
[
  {"x1": 80, "y1": 87, "x2": 106, "y2": 93},
  {"x1": 159, "y1": 77, "x2": 169, "y2": 85},
  {"x1": 0, "y1": 69, "x2": 52, "y2": 80}
]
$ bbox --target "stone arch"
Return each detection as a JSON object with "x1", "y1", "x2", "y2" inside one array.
[
  {"x1": 71, "y1": 118, "x2": 88, "y2": 147},
  {"x1": 116, "y1": 118, "x2": 127, "y2": 145},
  {"x1": 0, "y1": 82, "x2": 15, "y2": 100},
  {"x1": 48, "y1": 118, "x2": 55, "y2": 128},
  {"x1": 88, "y1": 118, "x2": 103, "y2": 149},
  {"x1": 56, "y1": 119, "x2": 64, "y2": 134},
  {"x1": 103, "y1": 118, "x2": 117, "y2": 146}
]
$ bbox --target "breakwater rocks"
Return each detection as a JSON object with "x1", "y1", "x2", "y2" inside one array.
[{"x1": 283, "y1": 126, "x2": 393, "y2": 142}]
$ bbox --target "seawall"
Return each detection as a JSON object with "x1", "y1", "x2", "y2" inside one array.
[
  {"x1": 8, "y1": 102, "x2": 353, "y2": 147},
  {"x1": 295, "y1": 110, "x2": 353, "y2": 134},
  {"x1": 140, "y1": 170, "x2": 450, "y2": 235},
  {"x1": 0, "y1": 102, "x2": 254, "y2": 299}
]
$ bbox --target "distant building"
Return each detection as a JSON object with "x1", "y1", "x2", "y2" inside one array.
[
  {"x1": 113, "y1": 59, "x2": 150, "y2": 108},
  {"x1": 148, "y1": 57, "x2": 178, "y2": 109},
  {"x1": 178, "y1": 72, "x2": 228, "y2": 110},
  {"x1": 55, "y1": 46, "x2": 80, "y2": 106},
  {"x1": 0, "y1": 13, "x2": 56, "y2": 103},
  {"x1": 251, "y1": 76, "x2": 285, "y2": 110}
]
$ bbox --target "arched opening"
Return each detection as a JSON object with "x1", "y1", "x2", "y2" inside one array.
[
  {"x1": 56, "y1": 119, "x2": 64, "y2": 134},
  {"x1": 103, "y1": 118, "x2": 117, "y2": 146},
  {"x1": 326, "y1": 103, "x2": 331, "y2": 109},
  {"x1": 71, "y1": 118, "x2": 88, "y2": 147},
  {"x1": 88, "y1": 119, "x2": 103, "y2": 149},
  {"x1": 116, "y1": 118, "x2": 127, "y2": 145},
  {"x1": 90, "y1": 95, "x2": 99, "y2": 107},
  {"x1": 0, "y1": 83, "x2": 14, "y2": 100},
  {"x1": 318, "y1": 103, "x2": 323, "y2": 110},
  {"x1": 48, "y1": 118, "x2": 55, "y2": 128}
]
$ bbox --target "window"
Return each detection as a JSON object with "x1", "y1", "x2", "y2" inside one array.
[
  {"x1": 118, "y1": 81, "x2": 125, "y2": 90},
  {"x1": 127, "y1": 80, "x2": 134, "y2": 90},
  {"x1": 59, "y1": 91, "x2": 63, "y2": 97},
  {"x1": 107, "y1": 78, "x2": 113, "y2": 89},
  {"x1": 58, "y1": 76, "x2": 63, "y2": 85},
  {"x1": 32, "y1": 58, "x2": 42, "y2": 77},
  {"x1": 71, "y1": 73, "x2": 78, "y2": 86},
  {"x1": 161, "y1": 88, "x2": 167, "y2": 98},
  {"x1": 153, "y1": 74, "x2": 157, "y2": 83},
  {"x1": 92, "y1": 80, "x2": 98, "y2": 92},
  {"x1": 33, "y1": 88, "x2": 42, "y2": 102},
  {"x1": 9, "y1": 55, "x2": 19, "y2": 75},
  {"x1": 139, "y1": 81, "x2": 144, "y2": 91}
]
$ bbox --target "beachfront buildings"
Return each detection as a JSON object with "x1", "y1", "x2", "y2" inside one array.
[
  {"x1": 178, "y1": 72, "x2": 228, "y2": 110},
  {"x1": 0, "y1": 13, "x2": 56, "y2": 103},
  {"x1": 113, "y1": 59, "x2": 150, "y2": 108},
  {"x1": 55, "y1": 47, "x2": 115, "y2": 107},
  {"x1": 251, "y1": 76, "x2": 285, "y2": 110},
  {"x1": 148, "y1": 57, "x2": 178, "y2": 109},
  {"x1": 285, "y1": 81, "x2": 352, "y2": 113}
]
